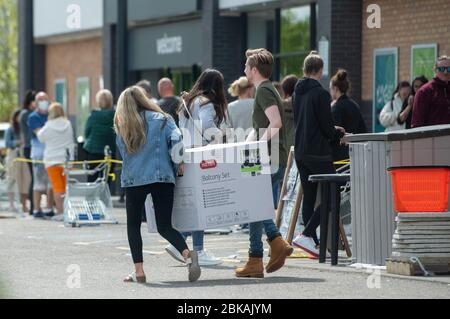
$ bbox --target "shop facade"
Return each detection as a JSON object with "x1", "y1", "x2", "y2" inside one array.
[{"x1": 20, "y1": 1, "x2": 450, "y2": 135}]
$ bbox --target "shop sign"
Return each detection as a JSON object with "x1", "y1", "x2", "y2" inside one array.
[{"x1": 157, "y1": 34, "x2": 183, "y2": 55}]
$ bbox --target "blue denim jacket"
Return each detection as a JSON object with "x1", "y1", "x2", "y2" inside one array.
[
  {"x1": 116, "y1": 111, "x2": 184, "y2": 188},
  {"x1": 5, "y1": 127, "x2": 18, "y2": 150}
]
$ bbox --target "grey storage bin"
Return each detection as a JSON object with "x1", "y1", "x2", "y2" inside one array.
[{"x1": 347, "y1": 125, "x2": 450, "y2": 265}]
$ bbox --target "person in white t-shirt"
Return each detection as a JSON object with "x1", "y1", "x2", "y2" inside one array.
[{"x1": 38, "y1": 103, "x2": 75, "y2": 218}]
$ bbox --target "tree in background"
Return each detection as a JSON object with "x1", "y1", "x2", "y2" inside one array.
[{"x1": 0, "y1": 0, "x2": 18, "y2": 122}]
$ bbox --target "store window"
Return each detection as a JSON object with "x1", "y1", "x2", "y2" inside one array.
[
  {"x1": 54, "y1": 79, "x2": 68, "y2": 114},
  {"x1": 161, "y1": 64, "x2": 201, "y2": 96},
  {"x1": 247, "y1": 11, "x2": 276, "y2": 51},
  {"x1": 76, "y1": 77, "x2": 90, "y2": 142},
  {"x1": 172, "y1": 71, "x2": 193, "y2": 96},
  {"x1": 278, "y1": 5, "x2": 312, "y2": 79},
  {"x1": 247, "y1": 4, "x2": 316, "y2": 80}
]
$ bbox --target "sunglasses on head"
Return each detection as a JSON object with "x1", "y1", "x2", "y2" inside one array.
[{"x1": 437, "y1": 66, "x2": 450, "y2": 73}]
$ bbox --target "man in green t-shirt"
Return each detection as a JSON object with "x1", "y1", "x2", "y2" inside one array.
[{"x1": 235, "y1": 48, "x2": 293, "y2": 279}]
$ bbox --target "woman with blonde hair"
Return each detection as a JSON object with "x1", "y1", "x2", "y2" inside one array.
[
  {"x1": 37, "y1": 103, "x2": 75, "y2": 219},
  {"x1": 115, "y1": 86, "x2": 201, "y2": 283},
  {"x1": 227, "y1": 76, "x2": 254, "y2": 132},
  {"x1": 83, "y1": 89, "x2": 116, "y2": 182}
]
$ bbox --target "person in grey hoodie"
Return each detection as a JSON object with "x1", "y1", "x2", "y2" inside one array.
[{"x1": 38, "y1": 103, "x2": 75, "y2": 218}]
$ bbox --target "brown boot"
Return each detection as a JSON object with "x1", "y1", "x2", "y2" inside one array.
[
  {"x1": 265, "y1": 236, "x2": 294, "y2": 273},
  {"x1": 235, "y1": 257, "x2": 264, "y2": 278}
]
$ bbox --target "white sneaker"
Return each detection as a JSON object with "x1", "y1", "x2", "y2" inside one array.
[
  {"x1": 51, "y1": 214, "x2": 64, "y2": 222},
  {"x1": 292, "y1": 235, "x2": 320, "y2": 258},
  {"x1": 165, "y1": 244, "x2": 186, "y2": 264},
  {"x1": 197, "y1": 250, "x2": 222, "y2": 266}
]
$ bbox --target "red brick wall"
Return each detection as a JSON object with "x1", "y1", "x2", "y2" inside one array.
[
  {"x1": 361, "y1": 0, "x2": 450, "y2": 102},
  {"x1": 45, "y1": 37, "x2": 102, "y2": 116}
]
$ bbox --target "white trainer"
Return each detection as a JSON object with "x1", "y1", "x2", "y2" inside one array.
[
  {"x1": 292, "y1": 235, "x2": 320, "y2": 258},
  {"x1": 165, "y1": 244, "x2": 186, "y2": 264},
  {"x1": 197, "y1": 250, "x2": 223, "y2": 266},
  {"x1": 51, "y1": 214, "x2": 64, "y2": 222}
]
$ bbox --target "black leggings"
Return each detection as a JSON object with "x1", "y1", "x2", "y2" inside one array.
[
  {"x1": 297, "y1": 160, "x2": 336, "y2": 245},
  {"x1": 125, "y1": 183, "x2": 188, "y2": 264}
]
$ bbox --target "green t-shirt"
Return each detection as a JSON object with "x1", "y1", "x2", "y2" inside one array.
[{"x1": 252, "y1": 80, "x2": 288, "y2": 166}]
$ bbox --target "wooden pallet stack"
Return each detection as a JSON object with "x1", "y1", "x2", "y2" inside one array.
[{"x1": 386, "y1": 212, "x2": 450, "y2": 276}]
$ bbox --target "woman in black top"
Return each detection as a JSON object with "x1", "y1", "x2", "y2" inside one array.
[{"x1": 330, "y1": 69, "x2": 367, "y2": 162}]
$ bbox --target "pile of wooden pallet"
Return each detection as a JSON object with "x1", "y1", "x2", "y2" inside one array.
[{"x1": 386, "y1": 212, "x2": 450, "y2": 276}]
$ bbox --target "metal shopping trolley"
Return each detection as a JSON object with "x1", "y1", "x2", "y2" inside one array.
[{"x1": 63, "y1": 146, "x2": 118, "y2": 227}]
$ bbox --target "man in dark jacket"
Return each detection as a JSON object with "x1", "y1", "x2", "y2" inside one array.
[
  {"x1": 412, "y1": 55, "x2": 450, "y2": 128},
  {"x1": 291, "y1": 51, "x2": 345, "y2": 258}
]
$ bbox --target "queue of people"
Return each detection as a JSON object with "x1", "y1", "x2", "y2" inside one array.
[
  {"x1": 379, "y1": 55, "x2": 450, "y2": 131},
  {"x1": 3, "y1": 89, "x2": 117, "y2": 219}
]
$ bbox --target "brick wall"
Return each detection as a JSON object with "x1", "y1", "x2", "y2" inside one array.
[
  {"x1": 361, "y1": 0, "x2": 450, "y2": 130},
  {"x1": 45, "y1": 37, "x2": 102, "y2": 116}
]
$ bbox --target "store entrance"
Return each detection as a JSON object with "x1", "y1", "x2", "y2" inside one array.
[
  {"x1": 138, "y1": 64, "x2": 201, "y2": 99},
  {"x1": 162, "y1": 64, "x2": 201, "y2": 96}
]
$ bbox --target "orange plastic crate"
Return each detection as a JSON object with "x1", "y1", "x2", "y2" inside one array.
[{"x1": 388, "y1": 167, "x2": 450, "y2": 213}]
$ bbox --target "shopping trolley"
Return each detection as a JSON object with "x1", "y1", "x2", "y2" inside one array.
[
  {"x1": 63, "y1": 146, "x2": 118, "y2": 227},
  {"x1": 336, "y1": 163, "x2": 351, "y2": 225}
]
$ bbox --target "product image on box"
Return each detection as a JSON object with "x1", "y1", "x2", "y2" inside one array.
[{"x1": 240, "y1": 148, "x2": 262, "y2": 177}]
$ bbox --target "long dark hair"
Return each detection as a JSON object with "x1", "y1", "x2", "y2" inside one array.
[
  {"x1": 411, "y1": 75, "x2": 428, "y2": 95},
  {"x1": 22, "y1": 90, "x2": 36, "y2": 110},
  {"x1": 402, "y1": 75, "x2": 428, "y2": 109},
  {"x1": 390, "y1": 81, "x2": 411, "y2": 110},
  {"x1": 180, "y1": 68, "x2": 228, "y2": 125},
  {"x1": 10, "y1": 109, "x2": 22, "y2": 135}
]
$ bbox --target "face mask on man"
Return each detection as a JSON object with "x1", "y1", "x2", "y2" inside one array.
[{"x1": 37, "y1": 100, "x2": 49, "y2": 112}]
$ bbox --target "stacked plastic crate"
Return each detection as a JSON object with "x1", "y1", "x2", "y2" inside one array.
[{"x1": 386, "y1": 167, "x2": 450, "y2": 276}]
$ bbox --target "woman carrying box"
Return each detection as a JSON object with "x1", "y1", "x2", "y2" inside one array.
[
  {"x1": 164, "y1": 68, "x2": 228, "y2": 267},
  {"x1": 115, "y1": 86, "x2": 201, "y2": 283}
]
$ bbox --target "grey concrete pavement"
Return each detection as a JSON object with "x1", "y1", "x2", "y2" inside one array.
[{"x1": 0, "y1": 207, "x2": 449, "y2": 299}]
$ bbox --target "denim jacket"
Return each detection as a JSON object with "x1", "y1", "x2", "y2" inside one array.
[
  {"x1": 116, "y1": 111, "x2": 184, "y2": 188},
  {"x1": 5, "y1": 127, "x2": 19, "y2": 150}
]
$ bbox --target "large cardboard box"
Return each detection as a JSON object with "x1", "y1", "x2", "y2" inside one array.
[{"x1": 146, "y1": 141, "x2": 274, "y2": 233}]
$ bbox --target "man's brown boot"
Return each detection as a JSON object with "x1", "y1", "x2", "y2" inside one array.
[
  {"x1": 235, "y1": 257, "x2": 264, "y2": 278},
  {"x1": 265, "y1": 236, "x2": 294, "y2": 273}
]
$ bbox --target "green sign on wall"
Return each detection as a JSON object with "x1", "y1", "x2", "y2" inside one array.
[
  {"x1": 411, "y1": 44, "x2": 437, "y2": 82},
  {"x1": 373, "y1": 48, "x2": 398, "y2": 133}
]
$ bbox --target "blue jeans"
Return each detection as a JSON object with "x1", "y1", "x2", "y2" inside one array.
[
  {"x1": 182, "y1": 231, "x2": 204, "y2": 252},
  {"x1": 248, "y1": 166, "x2": 286, "y2": 257},
  {"x1": 272, "y1": 165, "x2": 286, "y2": 209}
]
